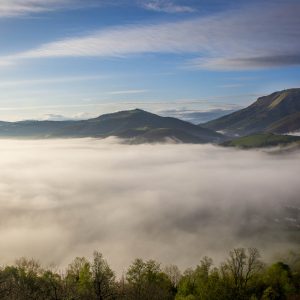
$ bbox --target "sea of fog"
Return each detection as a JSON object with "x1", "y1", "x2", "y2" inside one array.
[{"x1": 0, "y1": 138, "x2": 299, "y2": 274}]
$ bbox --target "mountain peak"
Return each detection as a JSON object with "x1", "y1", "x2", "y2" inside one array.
[
  {"x1": 93, "y1": 108, "x2": 152, "y2": 121},
  {"x1": 0, "y1": 108, "x2": 221, "y2": 143},
  {"x1": 255, "y1": 88, "x2": 300, "y2": 108},
  {"x1": 132, "y1": 108, "x2": 146, "y2": 113},
  {"x1": 203, "y1": 88, "x2": 300, "y2": 136}
]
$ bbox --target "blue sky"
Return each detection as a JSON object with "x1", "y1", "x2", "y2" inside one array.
[{"x1": 0, "y1": 0, "x2": 299, "y2": 121}]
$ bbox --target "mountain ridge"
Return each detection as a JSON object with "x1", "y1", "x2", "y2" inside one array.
[
  {"x1": 0, "y1": 108, "x2": 224, "y2": 144},
  {"x1": 202, "y1": 88, "x2": 300, "y2": 136},
  {"x1": 0, "y1": 88, "x2": 299, "y2": 147}
]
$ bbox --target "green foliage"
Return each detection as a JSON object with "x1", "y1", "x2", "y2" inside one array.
[
  {"x1": 177, "y1": 257, "x2": 229, "y2": 300},
  {"x1": 176, "y1": 248, "x2": 300, "y2": 300},
  {"x1": 263, "y1": 262, "x2": 295, "y2": 299},
  {"x1": 92, "y1": 251, "x2": 116, "y2": 300},
  {"x1": 222, "y1": 133, "x2": 300, "y2": 149},
  {"x1": 65, "y1": 256, "x2": 93, "y2": 299},
  {"x1": 0, "y1": 248, "x2": 299, "y2": 300},
  {"x1": 261, "y1": 286, "x2": 280, "y2": 300},
  {"x1": 126, "y1": 258, "x2": 174, "y2": 300}
]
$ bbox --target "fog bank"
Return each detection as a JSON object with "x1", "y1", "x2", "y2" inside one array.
[{"x1": 0, "y1": 138, "x2": 299, "y2": 273}]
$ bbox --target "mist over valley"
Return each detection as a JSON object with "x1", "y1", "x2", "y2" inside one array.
[{"x1": 0, "y1": 138, "x2": 298, "y2": 273}]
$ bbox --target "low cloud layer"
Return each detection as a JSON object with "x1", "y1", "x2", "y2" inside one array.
[
  {"x1": 0, "y1": 139, "x2": 299, "y2": 274},
  {"x1": 158, "y1": 108, "x2": 239, "y2": 124}
]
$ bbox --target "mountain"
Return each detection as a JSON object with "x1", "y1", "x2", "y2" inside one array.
[
  {"x1": 202, "y1": 88, "x2": 300, "y2": 136},
  {"x1": 0, "y1": 109, "x2": 224, "y2": 144},
  {"x1": 222, "y1": 133, "x2": 300, "y2": 149}
]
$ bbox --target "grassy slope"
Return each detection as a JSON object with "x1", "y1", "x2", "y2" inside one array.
[{"x1": 222, "y1": 133, "x2": 300, "y2": 149}]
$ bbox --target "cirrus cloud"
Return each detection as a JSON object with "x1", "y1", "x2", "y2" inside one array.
[
  {"x1": 0, "y1": 0, "x2": 79, "y2": 17},
  {"x1": 1, "y1": 1, "x2": 299, "y2": 70},
  {"x1": 142, "y1": 0, "x2": 196, "y2": 13}
]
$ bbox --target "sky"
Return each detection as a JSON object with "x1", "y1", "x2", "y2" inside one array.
[{"x1": 0, "y1": 0, "x2": 299, "y2": 121}]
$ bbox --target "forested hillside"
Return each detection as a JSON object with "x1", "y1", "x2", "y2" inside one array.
[{"x1": 0, "y1": 248, "x2": 299, "y2": 300}]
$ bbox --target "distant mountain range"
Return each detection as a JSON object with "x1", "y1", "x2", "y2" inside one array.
[
  {"x1": 202, "y1": 88, "x2": 300, "y2": 136},
  {"x1": 0, "y1": 88, "x2": 299, "y2": 147},
  {"x1": 0, "y1": 109, "x2": 223, "y2": 144}
]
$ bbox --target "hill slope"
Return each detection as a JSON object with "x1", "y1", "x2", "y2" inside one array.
[
  {"x1": 222, "y1": 133, "x2": 300, "y2": 149},
  {"x1": 0, "y1": 109, "x2": 223, "y2": 144},
  {"x1": 202, "y1": 89, "x2": 300, "y2": 136}
]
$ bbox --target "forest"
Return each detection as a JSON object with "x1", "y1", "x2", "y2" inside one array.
[{"x1": 0, "y1": 248, "x2": 299, "y2": 300}]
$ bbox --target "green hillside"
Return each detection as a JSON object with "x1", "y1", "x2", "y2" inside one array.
[{"x1": 222, "y1": 133, "x2": 300, "y2": 149}]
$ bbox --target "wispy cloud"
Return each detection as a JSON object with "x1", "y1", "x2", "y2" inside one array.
[
  {"x1": 0, "y1": 0, "x2": 104, "y2": 17},
  {"x1": 0, "y1": 75, "x2": 108, "y2": 87},
  {"x1": 142, "y1": 0, "x2": 195, "y2": 13},
  {"x1": 1, "y1": 1, "x2": 298, "y2": 70},
  {"x1": 218, "y1": 84, "x2": 246, "y2": 89},
  {"x1": 0, "y1": 0, "x2": 72, "y2": 17},
  {"x1": 106, "y1": 89, "x2": 148, "y2": 95},
  {"x1": 158, "y1": 108, "x2": 240, "y2": 124},
  {"x1": 189, "y1": 55, "x2": 300, "y2": 71}
]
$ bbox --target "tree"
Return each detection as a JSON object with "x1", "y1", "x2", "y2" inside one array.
[
  {"x1": 176, "y1": 268, "x2": 197, "y2": 299},
  {"x1": 177, "y1": 257, "x2": 225, "y2": 300},
  {"x1": 66, "y1": 256, "x2": 93, "y2": 299},
  {"x1": 126, "y1": 258, "x2": 146, "y2": 300},
  {"x1": 126, "y1": 259, "x2": 173, "y2": 300},
  {"x1": 92, "y1": 251, "x2": 116, "y2": 300},
  {"x1": 164, "y1": 264, "x2": 182, "y2": 290},
  {"x1": 0, "y1": 248, "x2": 298, "y2": 299},
  {"x1": 263, "y1": 262, "x2": 296, "y2": 299},
  {"x1": 221, "y1": 248, "x2": 264, "y2": 299},
  {"x1": 39, "y1": 270, "x2": 63, "y2": 300}
]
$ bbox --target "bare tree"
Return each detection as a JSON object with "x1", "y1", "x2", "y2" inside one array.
[
  {"x1": 164, "y1": 264, "x2": 182, "y2": 288},
  {"x1": 222, "y1": 248, "x2": 264, "y2": 299}
]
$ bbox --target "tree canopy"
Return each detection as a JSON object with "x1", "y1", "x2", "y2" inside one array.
[{"x1": 0, "y1": 248, "x2": 299, "y2": 300}]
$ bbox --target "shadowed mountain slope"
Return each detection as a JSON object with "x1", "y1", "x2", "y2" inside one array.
[
  {"x1": 202, "y1": 89, "x2": 300, "y2": 136},
  {"x1": 0, "y1": 109, "x2": 223, "y2": 143}
]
